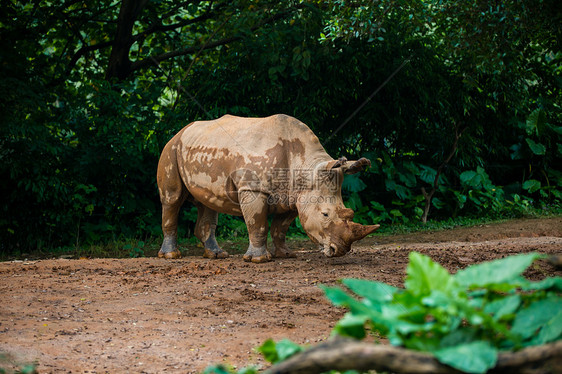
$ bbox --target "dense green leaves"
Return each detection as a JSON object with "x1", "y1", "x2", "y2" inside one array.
[
  {"x1": 322, "y1": 252, "x2": 562, "y2": 373},
  {"x1": 1, "y1": 0, "x2": 561, "y2": 253}
]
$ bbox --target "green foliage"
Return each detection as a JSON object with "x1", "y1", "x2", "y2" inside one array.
[
  {"x1": 321, "y1": 252, "x2": 561, "y2": 373},
  {"x1": 1, "y1": 0, "x2": 561, "y2": 254}
]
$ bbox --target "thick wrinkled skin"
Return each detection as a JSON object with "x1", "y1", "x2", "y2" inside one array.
[{"x1": 157, "y1": 114, "x2": 379, "y2": 262}]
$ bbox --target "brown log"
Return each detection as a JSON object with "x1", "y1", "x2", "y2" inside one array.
[{"x1": 264, "y1": 339, "x2": 562, "y2": 374}]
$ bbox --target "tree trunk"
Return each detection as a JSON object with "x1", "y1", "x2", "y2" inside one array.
[{"x1": 105, "y1": 0, "x2": 149, "y2": 81}]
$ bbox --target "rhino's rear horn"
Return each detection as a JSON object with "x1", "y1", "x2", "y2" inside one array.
[
  {"x1": 343, "y1": 158, "x2": 371, "y2": 174},
  {"x1": 327, "y1": 157, "x2": 371, "y2": 174}
]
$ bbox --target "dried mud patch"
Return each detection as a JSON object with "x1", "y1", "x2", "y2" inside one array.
[{"x1": 1, "y1": 217, "x2": 561, "y2": 373}]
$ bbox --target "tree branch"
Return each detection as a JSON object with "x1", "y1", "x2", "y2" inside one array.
[
  {"x1": 130, "y1": 6, "x2": 303, "y2": 74},
  {"x1": 132, "y1": 3, "x2": 224, "y2": 43},
  {"x1": 264, "y1": 339, "x2": 562, "y2": 374},
  {"x1": 130, "y1": 34, "x2": 239, "y2": 72},
  {"x1": 421, "y1": 122, "x2": 467, "y2": 223}
]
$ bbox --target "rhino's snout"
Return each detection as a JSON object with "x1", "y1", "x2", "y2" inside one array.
[
  {"x1": 322, "y1": 242, "x2": 350, "y2": 257},
  {"x1": 321, "y1": 222, "x2": 380, "y2": 257}
]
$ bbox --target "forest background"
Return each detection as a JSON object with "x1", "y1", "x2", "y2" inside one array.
[{"x1": 1, "y1": 0, "x2": 561, "y2": 255}]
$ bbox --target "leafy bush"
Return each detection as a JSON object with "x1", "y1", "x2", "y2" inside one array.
[
  {"x1": 323, "y1": 252, "x2": 561, "y2": 373},
  {"x1": 205, "y1": 252, "x2": 561, "y2": 374}
]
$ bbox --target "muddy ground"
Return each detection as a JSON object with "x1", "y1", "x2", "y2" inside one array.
[{"x1": 1, "y1": 217, "x2": 561, "y2": 373}]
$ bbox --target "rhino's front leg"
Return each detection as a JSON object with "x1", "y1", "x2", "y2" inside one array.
[
  {"x1": 271, "y1": 211, "x2": 298, "y2": 258},
  {"x1": 239, "y1": 191, "x2": 271, "y2": 263},
  {"x1": 195, "y1": 203, "x2": 229, "y2": 259}
]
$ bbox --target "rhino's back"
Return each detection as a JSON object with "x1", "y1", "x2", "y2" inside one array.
[
  {"x1": 172, "y1": 114, "x2": 328, "y2": 213},
  {"x1": 178, "y1": 114, "x2": 325, "y2": 169}
]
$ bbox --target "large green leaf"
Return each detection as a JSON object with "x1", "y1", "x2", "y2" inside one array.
[
  {"x1": 397, "y1": 164, "x2": 417, "y2": 188},
  {"x1": 257, "y1": 339, "x2": 278, "y2": 363},
  {"x1": 258, "y1": 339, "x2": 302, "y2": 364},
  {"x1": 333, "y1": 313, "x2": 368, "y2": 339},
  {"x1": 434, "y1": 341, "x2": 498, "y2": 374},
  {"x1": 521, "y1": 277, "x2": 562, "y2": 292},
  {"x1": 345, "y1": 192, "x2": 363, "y2": 211},
  {"x1": 484, "y1": 294, "x2": 521, "y2": 321},
  {"x1": 510, "y1": 143, "x2": 525, "y2": 160},
  {"x1": 321, "y1": 286, "x2": 361, "y2": 308},
  {"x1": 512, "y1": 297, "x2": 562, "y2": 341},
  {"x1": 454, "y1": 253, "x2": 541, "y2": 287},
  {"x1": 522, "y1": 179, "x2": 541, "y2": 193},
  {"x1": 385, "y1": 179, "x2": 412, "y2": 200},
  {"x1": 534, "y1": 310, "x2": 562, "y2": 345},
  {"x1": 526, "y1": 108, "x2": 547, "y2": 136},
  {"x1": 273, "y1": 339, "x2": 303, "y2": 362},
  {"x1": 321, "y1": 285, "x2": 375, "y2": 316},
  {"x1": 439, "y1": 328, "x2": 477, "y2": 348},
  {"x1": 405, "y1": 252, "x2": 458, "y2": 296},
  {"x1": 419, "y1": 164, "x2": 437, "y2": 184},
  {"x1": 460, "y1": 170, "x2": 481, "y2": 188},
  {"x1": 525, "y1": 138, "x2": 547, "y2": 155},
  {"x1": 342, "y1": 278, "x2": 398, "y2": 302},
  {"x1": 342, "y1": 173, "x2": 367, "y2": 193}
]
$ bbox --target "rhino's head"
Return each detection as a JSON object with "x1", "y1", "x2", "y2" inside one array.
[{"x1": 296, "y1": 157, "x2": 380, "y2": 257}]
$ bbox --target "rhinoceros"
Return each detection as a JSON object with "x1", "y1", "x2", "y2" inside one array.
[{"x1": 157, "y1": 114, "x2": 379, "y2": 262}]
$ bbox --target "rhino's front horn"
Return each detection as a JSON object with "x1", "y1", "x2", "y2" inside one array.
[{"x1": 349, "y1": 222, "x2": 380, "y2": 242}]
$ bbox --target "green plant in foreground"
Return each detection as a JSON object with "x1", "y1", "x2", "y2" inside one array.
[
  {"x1": 205, "y1": 252, "x2": 561, "y2": 374},
  {"x1": 322, "y1": 252, "x2": 562, "y2": 373}
]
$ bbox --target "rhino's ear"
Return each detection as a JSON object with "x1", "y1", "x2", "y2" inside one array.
[{"x1": 340, "y1": 157, "x2": 371, "y2": 174}]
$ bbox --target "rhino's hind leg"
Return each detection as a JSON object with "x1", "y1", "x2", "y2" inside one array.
[
  {"x1": 157, "y1": 153, "x2": 186, "y2": 259},
  {"x1": 195, "y1": 203, "x2": 229, "y2": 259},
  {"x1": 239, "y1": 191, "x2": 271, "y2": 263},
  {"x1": 271, "y1": 211, "x2": 298, "y2": 258}
]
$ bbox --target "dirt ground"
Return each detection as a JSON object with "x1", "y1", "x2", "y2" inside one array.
[{"x1": 1, "y1": 217, "x2": 561, "y2": 373}]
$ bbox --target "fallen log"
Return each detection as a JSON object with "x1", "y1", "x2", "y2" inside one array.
[{"x1": 264, "y1": 339, "x2": 562, "y2": 374}]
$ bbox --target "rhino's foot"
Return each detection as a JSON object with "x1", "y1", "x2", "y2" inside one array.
[
  {"x1": 273, "y1": 246, "x2": 296, "y2": 258},
  {"x1": 243, "y1": 245, "x2": 272, "y2": 263},
  {"x1": 159, "y1": 236, "x2": 181, "y2": 259},
  {"x1": 243, "y1": 254, "x2": 272, "y2": 263},
  {"x1": 203, "y1": 248, "x2": 229, "y2": 259},
  {"x1": 158, "y1": 249, "x2": 182, "y2": 259}
]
